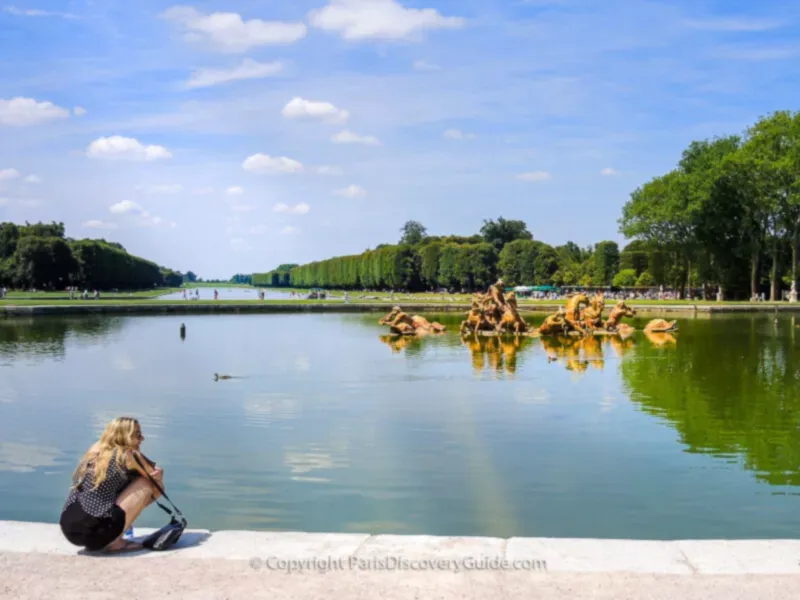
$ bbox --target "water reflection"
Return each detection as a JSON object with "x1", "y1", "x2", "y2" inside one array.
[
  {"x1": 0, "y1": 317, "x2": 124, "y2": 361},
  {"x1": 460, "y1": 334, "x2": 531, "y2": 376}
]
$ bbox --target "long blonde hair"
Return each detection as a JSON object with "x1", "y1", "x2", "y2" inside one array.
[{"x1": 73, "y1": 417, "x2": 140, "y2": 489}]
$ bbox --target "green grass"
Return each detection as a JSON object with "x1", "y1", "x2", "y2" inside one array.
[{"x1": 3, "y1": 288, "x2": 182, "y2": 300}]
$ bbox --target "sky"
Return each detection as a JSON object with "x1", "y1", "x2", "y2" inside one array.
[{"x1": 1, "y1": 0, "x2": 798, "y2": 278}]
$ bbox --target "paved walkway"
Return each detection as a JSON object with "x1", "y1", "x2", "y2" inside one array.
[{"x1": 2, "y1": 521, "x2": 800, "y2": 599}]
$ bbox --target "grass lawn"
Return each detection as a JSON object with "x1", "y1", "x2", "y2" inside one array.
[{"x1": 2, "y1": 288, "x2": 182, "y2": 300}]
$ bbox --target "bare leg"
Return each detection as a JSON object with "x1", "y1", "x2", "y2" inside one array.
[{"x1": 104, "y1": 477, "x2": 162, "y2": 551}]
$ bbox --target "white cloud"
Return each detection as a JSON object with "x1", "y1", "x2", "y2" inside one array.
[
  {"x1": 162, "y1": 6, "x2": 307, "y2": 53},
  {"x1": 146, "y1": 184, "x2": 183, "y2": 194},
  {"x1": 186, "y1": 59, "x2": 283, "y2": 89},
  {"x1": 24, "y1": 174, "x2": 42, "y2": 184},
  {"x1": 443, "y1": 128, "x2": 476, "y2": 140},
  {"x1": 309, "y1": 0, "x2": 465, "y2": 41},
  {"x1": 82, "y1": 220, "x2": 118, "y2": 230},
  {"x1": 192, "y1": 187, "x2": 215, "y2": 195},
  {"x1": 413, "y1": 59, "x2": 440, "y2": 71},
  {"x1": 109, "y1": 200, "x2": 142, "y2": 214},
  {"x1": 3, "y1": 5, "x2": 77, "y2": 18},
  {"x1": 281, "y1": 225, "x2": 300, "y2": 235},
  {"x1": 316, "y1": 165, "x2": 344, "y2": 176},
  {"x1": 242, "y1": 153, "x2": 304, "y2": 174},
  {"x1": 273, "y1": 202, "x2": 310, "y2": 215},
  {"x1": 517, "y1": 171, "x2": 552, "y2": 182},
  {"x1": 0, "y1": 168, "x2": 20, "y2": 181},
  {"x1": 0, "y1": 97, "x2": 70, "y2": 127},
  {"x1": 331, "y1": 129, "x2": 381, "y2": 146},
  {"x1": 226, "y1": 185, "x2": 245, "y2": 196},
  {"x1": 600, "y1": 168, "x2": 619, "y2": 176},
  {"x1": 73, "y1": 106, "x2": 87, "y2": 117},
  {"x1": 282, "y1": 97, "x2": 350, "y2": 124},
  {"x1": 685, "y1": 18, "x2": 782, "y2": 32},
  {"x1": 335, "y1": 184, "x2": 367, "y2": 198},
  {"x1": 87, "y1": 136, "x2": 172, "y2": 161},
  {"x1": 232, "y1": 204, "x2": 255, "y2": 213}
]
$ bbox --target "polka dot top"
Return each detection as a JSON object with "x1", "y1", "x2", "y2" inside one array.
[{"x1": 62, "y1": 449, "x2": 135, "y2": 518}]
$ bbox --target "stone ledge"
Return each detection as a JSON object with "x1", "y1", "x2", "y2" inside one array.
[{"x1": 2, "y1": 521, "x2": 800, "y2": 575}]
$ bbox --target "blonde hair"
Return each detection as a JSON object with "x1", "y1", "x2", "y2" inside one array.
[{"x1": 73, "y1": 417, "x2": 140, "y2": 490}]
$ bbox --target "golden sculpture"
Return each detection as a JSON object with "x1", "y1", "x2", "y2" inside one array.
[
  {"x1": 563, "y1": 293, "x2": 590, "y2": 335},
  {"x1": 538, "y1": 307, "x2": 568, "y2": 335},
  {"x1": 582, "y1": 292, "x2": 606, "y2": 331},
  {"x1": 604, "y1": 301, "x2": 637, "y2": 331},
  {"x1": 460, "y1": 281, "x2": 529, "y2": 335},
  {"x1": 644, "y1": 318, "x2": 678, "y2": 333},
  {"x1": 379, "y1": 307, "x2": 445, "y2": 336}
]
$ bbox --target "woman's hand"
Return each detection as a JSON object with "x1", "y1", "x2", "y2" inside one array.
[{"x1": 149, "y1": 467, "x2": 164, "y2": 486}]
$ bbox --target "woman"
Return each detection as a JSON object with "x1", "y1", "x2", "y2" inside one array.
[{"x1": 60, "y1": 417, "x2": 164, "y2": 552}]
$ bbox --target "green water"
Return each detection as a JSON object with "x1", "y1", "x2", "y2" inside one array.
[{"x1": 1, "y1": 312, "x2": 799, "y2": 539}]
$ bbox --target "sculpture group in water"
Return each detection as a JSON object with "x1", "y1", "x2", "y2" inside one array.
[
  {"x1": 460, "y1": 280, "x2": 530, "y2": 335},
  {"x1": 379, "y1": 306, "x2": 446, "y2": 336}
]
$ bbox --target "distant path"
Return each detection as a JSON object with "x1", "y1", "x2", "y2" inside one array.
[{"x1": 1, "y1": 301, "x2": 800, "y2": 317}]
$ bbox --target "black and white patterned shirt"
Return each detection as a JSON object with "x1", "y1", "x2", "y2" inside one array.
[{"x1": 63, "y1": 450, "x2": 134, "y2": 518}]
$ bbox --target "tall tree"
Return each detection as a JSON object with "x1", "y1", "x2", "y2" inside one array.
[
  {"x1": 399, "y1": 221, "x2": 428, "y2": 246},
  {"x1": 480, "y1": 217, "x2": 532, "y2": 251}
]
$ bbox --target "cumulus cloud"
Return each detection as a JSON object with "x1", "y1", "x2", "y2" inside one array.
[
  {"x1": 309, "y1": 0, "x2": 465, "y2": 41},
  {"x1": 443, "y1": 128, "x2": 476, "y2": 140},
  {"x1": 0, "y1": 168, "x2": 20, "y2": 181},
  {"x1": 281, "y1": 225, "x2": 300, "y2": 235},
  {"x1": 186, "y1": 59, "x2": 283, "y2": 89},
  {"x1": 87, "y1": 136, "x2": 172, "y2": 161},
  {"x1": 109, "y1": 200, "x2": 142, "y2": 214},
  {"x1": 413, "y1": 59, "x2": 440, "y2": 71},
  {"x1": 517, "y1": 171, "x2": 552, "y2": 182},
  {"x1": 226, "y1": 185, "x2": 245, "y2": 196},
  {"x1": 282, "y1": 97, "x2": 349, "y2": 124},
  {"x1": 600, "y1": 168, "x2": 620, "y2": 176},
  {"x1": 315, "y1": 165, "x2": 344, "y2": 176},
  {"x1": 273, "y1": 202, "x2": 310, "y2": 215},
  {"x1": 162, "y1": 6, "x2": 307, "y2": 53},
  {"x1": 0, "y1": 97, "x2": 70, "y2": 127},
  {"x1": 242, "y1": 154, "x2": 304, "y2": 174},
  {"x1": 24, "y1": 174, "x2": 42, "y2": 184},
  {"x1": 73, "y1": 106, "x2": 87, "y2": 116},
  {"x1": 335, "y1": 184, "x2": 367, "y2": 198},
  {"x1": 331, "y1": 130, "x2": 381, "y2": 146},
  {"x1": 82, "y1": 220, "x2": 118, "y2": 230}
]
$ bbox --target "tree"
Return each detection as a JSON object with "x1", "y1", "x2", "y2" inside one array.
[
  {"x1": 636, "y1": 271, "x2": 655, "y2": 287},
  {"x1": 480, "y1": 217, "x2": 532, "y2": 251},
  {"x1": 184, "y1": 271, "x2": 197, "y2": 283},
  {"x1": 399, "y1": 221, "x2": 427, "y2": 246},
  {"x1": 593, "y1": 241, "x2": 620, "y2": 286},
  {"x1": 14, "y1": 236, "x2": 77, "y2": 289},
  {"x1": 613, "y1": 269, "x2": 637, "y2": 288}
]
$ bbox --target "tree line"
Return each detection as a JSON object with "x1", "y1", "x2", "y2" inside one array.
[
  {"x1": 254, "y1": 219, "x2": 676, "y2": 293},
  {"x1": 0, "y1": 221, "x2": 181, "y2": 290}
]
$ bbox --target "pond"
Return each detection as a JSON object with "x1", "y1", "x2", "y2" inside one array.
[{"x1": 1, "y1": 312, "x2": 799, "y2": 539}]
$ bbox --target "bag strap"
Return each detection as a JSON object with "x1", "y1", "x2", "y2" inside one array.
[{"x1": 132, "y1": 452, "x2": 184, "y2": 518}]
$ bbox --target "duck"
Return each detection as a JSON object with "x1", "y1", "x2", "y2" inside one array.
[{"x1": 213, "y1": 373, "x2": 232, "y2": 381}]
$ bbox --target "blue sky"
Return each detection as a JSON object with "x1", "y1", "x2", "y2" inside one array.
[{"x1": 1, "y1": 0, "x2": 798, "y2": 278}]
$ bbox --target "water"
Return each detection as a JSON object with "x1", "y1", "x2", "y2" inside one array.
[
  {"x1": 157, "y1": 287, "x2": 296, "y2": 301},
  {"x1": 1, "y1": 312, "x2": 799, "y2": 539}
]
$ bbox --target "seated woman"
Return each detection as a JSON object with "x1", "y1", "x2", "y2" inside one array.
[{"x1": 60, "y1": 417, "x2": 164, "y2": 553}]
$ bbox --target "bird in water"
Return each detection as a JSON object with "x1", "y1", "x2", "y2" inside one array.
[
  {"x1": 547, "y1": 356, "x2": 558, "y2": 363},
  {"x1": 180, "y1": 323, "x2": 186, "y2": 340},
  {"x1": 213, "y1": 373, "x2": 232, "y2": 381}
]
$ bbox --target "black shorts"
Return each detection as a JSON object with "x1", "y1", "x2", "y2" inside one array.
[{"x1": 60, "y1": 502, "x2": 127, "y2": 551}]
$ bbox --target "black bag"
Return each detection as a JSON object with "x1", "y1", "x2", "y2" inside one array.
[{"x1": 133, "y1": 454, "x2": 187, "y2": 551}]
